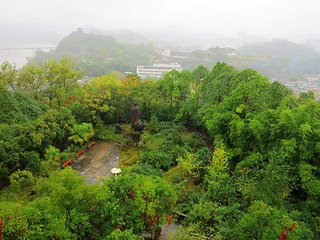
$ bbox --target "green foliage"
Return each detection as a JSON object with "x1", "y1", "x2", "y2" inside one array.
[
  {"x1": 105, "y1": 229, "x2": 143, "y2": 240},
  {"x1": 0, "y1": 92, "x2": 83, "y2": 185},
  {"x1": 145, "y1": 114, "x2": 159, "y2": 133},
  {"x1": 187, "y1": 201, "x2": 219, "y2": 235},
  {"x1": 163, "y1": 165, "x2": 186, "y2": 185},
  {"x1": 42, "y1": 57, "x2": 81, "y2": 107},
  {"x1": 68, "y1": 122, "x2": 94, "y2": 145},
  {"x1": 1, "y1": 168, "x2": 176, "y2": 239},
  {"x1": 177, "y1": 152, "x2": 201, "y2": 178},
  {"x1": 139, "y1": 123, "x2": 206, "y2": 172},
  {"x1": 19, "y1": 64, "x2": 45, "y2": 100},
  {"x1": 119, "y1": 146, "x2": 141, "y2": 167},
  {"x1": 2, "y1": 61, "x2": 320, "y2": 239},
  {"x1": 40, "y1": 145, "x2": 62, "y2": 176},
  {"x1": 132, "y1": 163, "x2": 163, "y2": 177},
  {"x1": 9, "y1": 170, "x2": 36, "y2": 193},
  {"x1": 207, "y1": 147, "x2": 229, "y2": 182},
  {"x1": 0, "y1": 88, "x2": 47, "y2": 124},
  {"x1": 158, "y1": 69, "x2": 192, "y2": 110},
  {"x1": 234, "y1": 201, "x2": 313, "y2": 240},
  {"x1": 103, "y1": 172, "x2": 176, "y2": 232},
  {"x1": 0, "y1": 61, "x2": 19, "y2": 91},
  {"x1": 141, "y1": 150, "x2": 173, "y2": 170},
  {"x1": 299, "y1": 162, "x2": 320, "y2": 197},
  {"x1": 95, "y1": 124, "x2": 122, "y2": 142},
  {"x1": 30, "y1": 30, "x2": 159, "y2": 76},
  {"x1": 176, "y1": 150, "x2": 209, "y2": 184}
]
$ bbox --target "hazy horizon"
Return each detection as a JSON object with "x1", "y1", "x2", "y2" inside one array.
[{"x1": 1, "y1": 0, "x2": 320, "y2": 48}]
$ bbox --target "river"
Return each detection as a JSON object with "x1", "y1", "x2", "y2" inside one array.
[{"x1": 0, "y1": 44, "x2": 56, "y2": 68}]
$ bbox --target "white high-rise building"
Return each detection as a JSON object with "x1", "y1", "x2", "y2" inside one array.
[{"x1": 136, "y1": 63, "x2": 182, "y2": 79}]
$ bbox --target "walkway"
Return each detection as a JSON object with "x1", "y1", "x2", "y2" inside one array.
[{"x1": 72, "y1": 141, "x2": 120, "y2": 183}]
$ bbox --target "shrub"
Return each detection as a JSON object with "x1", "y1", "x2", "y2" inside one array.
[
  {"x1": 132, "y1": 163, "x2": 163, "y2": 177},
  {"x1": 120, "y1": 146, "x2": 141, "y2": 167},
  {"x1": 95, "y1": 124, "x2": 122, "y2": 142},
  {"x1": 9, "y1": 170, "x2": 35, "y2": 193},
  {"x1": 140, "y1": 150, "x2": 173, "y2": 170}
]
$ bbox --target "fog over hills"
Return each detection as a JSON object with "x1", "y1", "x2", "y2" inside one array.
[
  {"x1": 2, "y1": 0, "x2": 320, "y2": 50},
  {"x1": 0, "y1": 24, "x2": 267, "y2": 49},
  {"x1": 0, "y1": 23, "x2": 70, "y2": 48},
  {"x1": 1, "y1": 22, "x2": 320, "y2": 54},
  {"x1": 87, "y1": 28, "x2": 267, "y2": 49}
]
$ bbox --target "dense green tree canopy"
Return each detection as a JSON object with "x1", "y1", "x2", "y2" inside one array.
[{"x1": 1, "y1": 59, "x2": 320, "y2": 239}]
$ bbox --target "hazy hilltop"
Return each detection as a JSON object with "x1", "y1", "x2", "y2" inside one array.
[
  {"x1": 240, "y1": 39, "x2": 318, "y2": 58},
  {"x1": 238, "y1": 39, "x2": 320, "y2": 79},
  {"x1": 86, "y1": 28, "x2": 267, "y2": 49},
  {"x1": 304, "y1": 38, "x2": 320, "y2": 53},
  {"x1": 56, "y1": 30, "x2": 118, "y2": 55},
  {"x1": 89, "y1": 29, "x2": 148, "y2": 45},
  {"x1": 27, "y1": 29, "x2": 320, "y2": 82},
  {"x1": 30, "y1": 29, "x2": 159, "y2": 76}
]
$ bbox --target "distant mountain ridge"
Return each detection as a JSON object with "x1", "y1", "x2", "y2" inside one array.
[
  {"x1": 56, "y1": 30, "x2": 118, "y2": 58},
  {"x1": 30, "y1": 29, "x2": 160, "y2": 76},
  {"x1": 88, "y1": 29, "x2": 148, "y2": 45},
  {"x1": 240, "y1": 39, "x2": 318, "y2": 58},
  {"x1": 29, "y1": 30, "x2": 320, "y2": 82}
]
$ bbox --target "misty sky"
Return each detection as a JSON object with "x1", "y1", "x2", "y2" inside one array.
[{"x1": 1, "y1": 0, "x2": 320, "y2": 41}]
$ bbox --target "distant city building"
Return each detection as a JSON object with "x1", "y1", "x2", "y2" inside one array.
[
  {"x1": 157, "y1": 48, "x2": 171, "y2": 57},
  {"x1": 305, "y1": 74, "x2": 320, "y2": 84},
  {"x1": 136, "y1": 63, "x2": 182, "y2": 79},
  {"x1": 172, "y1": 55, "x2": 189, "y2": 59},
  {"x1": 227, "y1": 52, "x2": 237, "y2": 56}
]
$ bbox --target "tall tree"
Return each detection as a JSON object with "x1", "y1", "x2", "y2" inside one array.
[
  {"x1": 0, "y1": 61, "x2": 19, "y2": 92},
  {"x1": 43, "y1": 57, "x2": 81, "y2": 107}
]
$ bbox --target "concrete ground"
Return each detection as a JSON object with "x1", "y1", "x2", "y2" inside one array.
[{"x1": 72, "y1": 141, "x2": 121, "y2": 183}]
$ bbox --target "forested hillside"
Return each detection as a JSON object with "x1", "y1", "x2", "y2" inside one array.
[
  {"x1": 239, "y1": 39, "x2": 320, "y2": 79},
  {"x1": 30, "y1": 30, "x2": 320, "y2": 85},
  {"x1": 30, "y1": 29, "x2": 159, "y2": 76},
  {"x1": 168, "y1": 40, "x2": 320, "y2": 81},
  {"x1": 0, "y1": 59, "x2": 320, "y2": 239}
]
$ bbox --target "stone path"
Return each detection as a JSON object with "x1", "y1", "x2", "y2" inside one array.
[
  {"x1": 158, "y1": 223, "x2": 179, "y2": 240},
  {"x1": 72, "y1": 141, "x2": 121, "y2": 184}
]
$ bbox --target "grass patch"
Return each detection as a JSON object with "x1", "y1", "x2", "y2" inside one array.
[
  {"x1": 119, "y1": 146, "x2": 143, "y2": 167},
  {"x1": 164, "y1": 165, "x2": 204, "y2": 208},
  {"x1": 0, "y1": 186, "x2": 32, "y2": 204},
  {"x1": 94, "y1": 124, "x2": 122, "y2": 142},
  {"x1": 164, "y1": 165, "x2": 186, "y2": 184}
]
